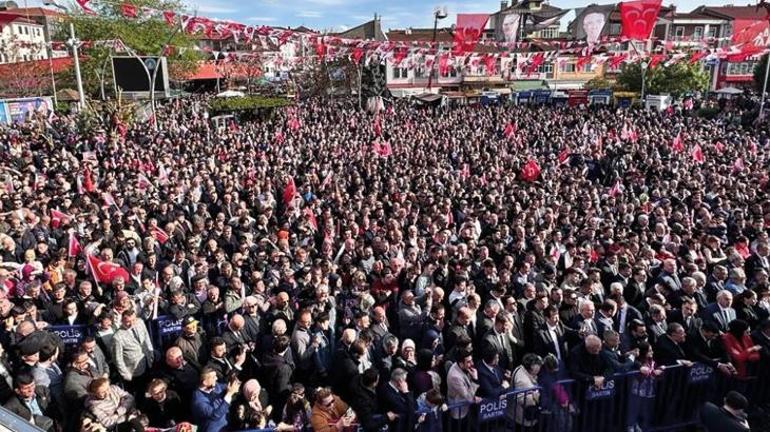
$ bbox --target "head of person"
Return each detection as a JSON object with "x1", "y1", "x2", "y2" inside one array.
[
  {"x1": 146, "y1": 378, "x2": 168, "y2": 402},
  {"x1": 199, "y1": 367, "x2": 218, "y2": 391},
  {"x1": 667, "y1": 323, "x2": 686, "y2": 344},
  {"x1": 700, "y1": 321, "x2": 720, "y2": 341},
  {"x1": 727, "y1": 319, "x2": 750, "y2": 339},
  {"x1": 87, "y1": 377, "x2": 111, "y2": 401},
  {"x1": 209, "y1": 337, "x2": 227, "y2": 359},
  {"x1": 716, "y1": 290, "x2": 733, "y2": 309},
  {"x1": 361, "y1": 368, "x2": 379, "y2": 389},
  {"x1": 13, "y1": 373, "x2": 36, "y2": 401},
  {"x1": 723, "y1": 391, "x2": 749, "y2": 415},
  {"x1": 165, "y1": 346, "x2": 184, "y2": 369},
  {"x1": 314, "y1": 387, "x2": 337, "y2": 412},
  {"x1": 121, "y1": 308, "x2": 137, "y2": 329},
  {"x1": 603, "y1": 329, "x2": 620, "y2": 349},
  {"x1": 521, "y1": 353, "x2": 544, "y2": 375}
]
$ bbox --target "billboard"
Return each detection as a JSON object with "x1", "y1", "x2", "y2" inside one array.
[
  {"x1": 0, "y1": 97, "x2": 53, "y2": 124},
  {"x1": 573, "y1": 5, "x2": 614, "y2": 45},
  {"x1": 111, "y1": 56, "x2": 170, "y2": 97},
  {"x1": 497, "y1": 12, "x2": 522, "y2": 44}
]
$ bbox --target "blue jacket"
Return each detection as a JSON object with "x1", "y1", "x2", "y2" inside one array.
[{"x1": 191, "y1": 383, "x2": 230, "y2": 432}]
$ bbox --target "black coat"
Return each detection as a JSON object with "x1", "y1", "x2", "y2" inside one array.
[
  {"x1": 261, "y1": 351, "x2": 295, "y2": 408},
  {"x1": 4, "y1": 387, "x2": 55, "y2": 431},
  {"x1": 568, "y1": 344, "x2": 612, "y2": 383},
  {"x1": 685, "y1": 331, "x2": 728, "y2": 368},
  {"x1": 347, "y1": 375, "x2": 388, "y2": 432},
  {"x1": 141, "y1": 389, "x2": 186, "y2": 427},
  {"x1": 378, "y1": 382, "x2": 417, "y2": 432},
  {"x1": 654, "y1": 335, "x2": 688, "y2": 366},
  {"x1": 331, "y1": 347, "x2": 360, "y2": 401},
  {"x1": 699, "y1": 402, "x2": 750, "y2": 432}
]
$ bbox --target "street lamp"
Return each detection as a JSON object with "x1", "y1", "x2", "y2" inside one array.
[
  {"x1": 640, "y1": 61, "x2": 648, "y2": 107},
  {"x1": 66, "y1": 23, "x2": 86, "y2": 109},
  {"x1": 426, "y1": 6, "x2": 448, "y2": 91}
]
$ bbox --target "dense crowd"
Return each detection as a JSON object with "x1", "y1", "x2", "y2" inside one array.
[{"x1": 0, "y1": 96, "x2": 768, "y2": 432}]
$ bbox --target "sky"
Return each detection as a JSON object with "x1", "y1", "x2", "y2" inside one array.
[{"x1": 22, "y1": 0, "x2": 756, "y2": 32}]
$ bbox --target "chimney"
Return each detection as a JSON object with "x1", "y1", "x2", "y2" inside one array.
[{"x1": 500, "y1": 1, "x2": 508, "y2": 11}]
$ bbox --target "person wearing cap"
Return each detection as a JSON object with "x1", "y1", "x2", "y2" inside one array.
[
  {"x1": 175, "y1": 315, "x2": 207, "y2": 368},
  {"x1": 699, "y1": 391, "x2": 750, "y2": 431}
]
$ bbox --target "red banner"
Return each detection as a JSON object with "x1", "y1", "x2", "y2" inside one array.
[
  {"x1": 619, "y1": 0, "x2": 662, "y2": 40},
  {"x1": 452, "y1": 14, "x2": 489, "y2": 56}
]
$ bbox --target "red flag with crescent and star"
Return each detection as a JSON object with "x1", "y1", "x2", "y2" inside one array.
[{"x1": 619, "y1": 0, "x2": 662, "y2": 40}]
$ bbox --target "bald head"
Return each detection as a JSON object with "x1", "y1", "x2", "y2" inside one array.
[
  {"x1": 229, "y1": 314, "x2": 245, "y2": 330},
  {"x1": 585, "y1": 335, "x2": 602, "y2": 354},
  {"x1": 16, "y1": 321, "x2": 35, "y2": 337}
]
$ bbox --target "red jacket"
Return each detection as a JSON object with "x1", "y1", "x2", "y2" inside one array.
[{"x1": 722, "y1": 333, "x2": 760, "y2": 378}]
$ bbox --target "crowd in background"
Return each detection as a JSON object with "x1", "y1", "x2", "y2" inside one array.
[{"x1": 0, "y1": 96, "x2": 768, "y2": 432}]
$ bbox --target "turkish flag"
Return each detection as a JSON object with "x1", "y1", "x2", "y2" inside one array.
[
  {"x1": 671, "y1": 132, "x2": 684, "y2": 153},
  {"x1": 352, "y1": 47, "x2": 364, "y2": 64},
  {"x1": 609, "y1": 180, "x2": 622, "y2": 198},
  {"x1": 282, "y1": 177, "x2": 297, "y2": 206},
  {"x1": 151, "y1": 227, "x2": 170, "y2": 244},
  {"x1": 620, "y1": 0, "x2": 662, "y2": 40},
  {"x1": 50, "y1": 209, "x2": 72, "y2": 229},
  {"x1": 438, "y1": 54, "x2": 450, "y2": 76},
  {"x1": 87, "y1": 254, "x2": 130, "y2": 284},
  {"x1": 304, "y1": 207, "x2": 318, "y2": 231},
  {"x1": 558, "y1": 148, "x2": 570, "y2": 165},
  {"x1": 519, "y1": 159, "x2": 541, "y2": 182},
  {"x1": 733, "y1": 158, "x2": 745, "y2": 173},
  {"x1": 691, "y1": 144, "x2": 704, "y2": 163},
  {"x1": 503, "y1": 123, "x2": 517, "y2": 139},
  {"x1": 714, "y1": 141, "x2": 725, "y2": 153},
  {"x1": 373, "y1": 115, "x2": 382, "y2": 136},
  {"x1": 68, "y1": 234, "x2": 82, "y2": 258},
  {"x1": 163, "y1": 11, "x2": 176, "y2": 26},
  {"x1": 75, "y1": 0, "x2": 96, "y2": 15},
  {"x1": 452, "y1": 14, "x2": 489, "y2": 56},
  {"x1": 120, "y1": 3, "x2": 137, "y2": 18}
]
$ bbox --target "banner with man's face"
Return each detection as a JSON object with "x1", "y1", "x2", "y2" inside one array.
[
  {"x1": 497, "y1": 12, "x2": 522, "y2": 44},
  {"x1": 573, "y1": 5, "x2": 613, "y2": 45}
]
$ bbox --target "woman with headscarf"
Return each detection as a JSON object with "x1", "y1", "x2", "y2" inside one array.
[
  {"x1": 722, "y1": 319, "x2": 762, "y2": 379},
  {"x1": 392, "y1": 339, "x2": 417, "y2": 374}
]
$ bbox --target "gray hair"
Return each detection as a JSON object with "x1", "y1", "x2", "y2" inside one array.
[{"x1": 390, "y1": 368, "x2": 408, "y2": 383}]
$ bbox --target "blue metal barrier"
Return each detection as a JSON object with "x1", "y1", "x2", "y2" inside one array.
[{"x1": 233, "y1": 362, "x2": 769, "y2": 432}]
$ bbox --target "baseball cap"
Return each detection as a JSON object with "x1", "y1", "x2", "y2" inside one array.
[{"x1": 182, "y1": 316, "x2": 199, "y2": 327}]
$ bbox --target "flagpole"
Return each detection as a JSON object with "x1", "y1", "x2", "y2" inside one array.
[{"x1": 760, "y1": 52, "x2": 770, "y2": 119}]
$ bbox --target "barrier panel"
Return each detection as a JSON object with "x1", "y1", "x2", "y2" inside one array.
[{"x1": 228, "y1": 362, "x2": 770, "y2": 432}]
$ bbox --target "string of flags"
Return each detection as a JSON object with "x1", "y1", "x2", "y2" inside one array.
[{"x1": 67, "y1": 0, "x2": 770, "y2": 71}]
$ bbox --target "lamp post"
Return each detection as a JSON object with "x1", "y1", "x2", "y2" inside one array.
[
  {"x1": 426, "y1": 6, "x2": 448, "y2": 91},
  {"x1": 640, "y1": 61, "x2": 648, "y2": 107},
  {"x1": 67, "y1": 23, "x2": 86, "y2": 109}
]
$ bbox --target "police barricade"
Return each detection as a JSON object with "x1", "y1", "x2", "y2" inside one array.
[
  {"x1": 49, "y1": 324, "x2": 89, "y2": 355},
  {"x1": 151, "y1": 315, "x2": 184, "y2": 350}
]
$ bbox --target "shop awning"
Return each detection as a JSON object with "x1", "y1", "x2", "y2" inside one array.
[
  {"x1": 414, "y1": 93, "x2": 442, "y2": 103},
  {"x1": 511, "y1": 80, "x2": 548, "y2": 91}
]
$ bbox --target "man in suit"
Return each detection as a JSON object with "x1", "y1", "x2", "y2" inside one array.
[
  {"x1": 379, "y1": 368, "x2": 417, "y2": 432},
  {"x1": 595, "y1": 300, "x2": 617, "y2": 338},
  {"x1": 112, "y1": 308, "x2": 154, "y2": 393},
  {"x1": 523, "y1": 292, "x2": 549, "y2": 348},
  {"x1": 205, "y1": 337, "x2": 246, "y2": 382},
  {"x1": 568, "y1": 335, "x2": 612, "y2": 387},
  {"x1": 646, "y1": 304, "x2": 669, "y2": 345},
  {"x1": 480, "y1": 312, "x2": 516, "y2": 370},
  {"x1": 702, "y1": 290, "x2": 736, "y2": 333},
  {"x1": 475, "y1": 300, "x2": 500, "y2": 345},
  {"x1": 476, "y1": 346, "x2": 510, "y2": 398},
  {"x1": 446, "y1": 349, "x2": 480, "y2": 422},
  {"x1": 4, "y1": 373, "x2": 55, "y2": 431},
  {"x1": 654, "y1": 323, "x2": 693, "y2": 367},
  {"x1": 81, "y1": 337, "x2": 110, "y2": 378},
  {"x1": 751, "y1": 318, "x2": 770, "y2": 362},
  {"x1": 261, "y1": 335, "x2": 295, "y2": 416},
  {"x1": 745, "y1": 241, "x2": 770, "y2": 283},
  {"x1": 699, "y1": 391, "x2": 751, "y2": 432},
  {"x1": 685, "y1": 321, "x2": 735, "y2": 375},
  {"x1": 444, "y1": 307, "x2": 472, "y2": 355},
  {"x1": 347, "y1": 368, "x2": 390, "y2": 432},
  {"x1": 671, "y1": 277, "x2": 708, "y2": 311},
  {"x1": 704, "y1": 266, "x2": 728, "y2": 303},
  {"x1": 668, "y1": 297, "x2": 703, "y2": 335},
  {"x1": 657, "y1": 259, "x2": 682, "y2": 292},
  {"x1": 600, "y1": 330, "x2": 634, "y2": 372},
  {"x1": 221, "y1": 314, "x2": 248, "y2": 353},
  {"x1": 534, "y1": 305, "x2": 574, "y2": 364},
  {"x1": 570, "y1": 299, "x2": 598, "y2": 341},
  {"x1": 610, "y1": 294, "x2": 642, "y2": 335},
  {"x1": 620, "y1": 319, "x2": 649, "y2": 357}
]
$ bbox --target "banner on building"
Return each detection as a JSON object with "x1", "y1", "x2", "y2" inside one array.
[
  {"x1": 4, "y1": 97, "x2": 53, "y2": 123},
  {"x1": 572, "y1": 5, "x2": 614, "y2": 45}
]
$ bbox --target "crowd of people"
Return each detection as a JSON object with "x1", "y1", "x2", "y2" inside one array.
[{"x1": 0, "y1": 95, "x2": 768, "y2": 432}]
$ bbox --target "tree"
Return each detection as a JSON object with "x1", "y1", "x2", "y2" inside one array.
[
  {"x1": 616, "y1": 61, "x2": 709, "y2": 96},
  {"x1": 754, "y1": 53, "x2": 768, "y2": 94},
  {"x1": 0, "y1": 36, "x2": 52, "y2": 97},
  {"x1": 583, "y1": 77, "x2": 613, "y2": 91},
  {"x1": 60, "y1": 0, "x2": 201, "y2": 98}
]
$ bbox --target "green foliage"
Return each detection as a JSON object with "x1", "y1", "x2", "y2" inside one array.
[
  {"x1": 583, "y1": 77, "x2": 612, "y2": 91},
  {"x1": 60, "y1": 0, "x2": 201, "y2": 98},
  {"x1": 696, "y1": 107, "x2": 721, "y2": 119},
  {"x1": 209, "y1": 96, "x2": 293, "y2": 113},
  {"x1": 616, "y1": 62, "x2": 709, "y2": 97},
  {"x1": 755, "y1": 54, "x2": 768, "y2": 93}
]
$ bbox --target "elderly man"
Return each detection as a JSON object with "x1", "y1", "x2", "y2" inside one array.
[
  {"x1": 569, "y1": 335, "x2": 612, "y2": 388},
  {"x1": 702, "y1": 290, "x2": 737, "y2": 333}
]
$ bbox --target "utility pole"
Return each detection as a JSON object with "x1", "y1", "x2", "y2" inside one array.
[{"x1": 67, "y1": 23, "x2": 86, "y2": 109}]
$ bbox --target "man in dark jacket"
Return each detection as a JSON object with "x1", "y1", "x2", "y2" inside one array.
[
  {"x1": 141, "y1": 378, "x2": 186, "y2": 427},
  {"x1": 699, "y1": 391, "x2": 750, "y2": 432},
  {"x1": 162, "y1": 347, "x2": 200, "y2": 407},
  {"x1": 175, "y1": 316, "x2": 207, "y2": 369},
  {"x1": 4, "y1": 373, "x2": 55, "y2": 431},
  {"x1": 347, "y1": 368, "x2": 391, "y2": 432},
  {"x1": 654, "y1": 323, "x2": 693, "y2": 367},
  {"x1": 261, "y1": 335, "x2": 295, "y2": 416},
  {"x1": 379, "y1": 368, "x2": 417, "y2": 432},
  {"x1": 568, "y1": 335, "x2": 612, "y2": 387}
]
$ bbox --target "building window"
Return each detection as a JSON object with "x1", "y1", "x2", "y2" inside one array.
[
  {"x1": 726, "y1": 62, "x2": 755, "y2": 76},
  {"x1": 674, "y1": 26, "x2": 685, "y2": 39},
  {"x1": 609, "y1": 23, "x2": 621, "y2": 35},
  {"x1": 537, "y1": 63, "x2": 553, "y2": 74},
  {"x1": 393, "y1": 67, "x2": 408, "y2": 79},
  {"x1": 707, "y1": 26, "x2": 717, "y2": 39},
  {"x1": 538, "y1": 27, "x2": 559, "y2": 39},
  {"x1": 693, "y1": 27, "x2": 703, "y2": 39},
  {"x1": 560, "y1": 63, "x2": 576, "y2": 73},
  {"x1": 583, "y1": 63, "x2": 593, "y2": 73}
]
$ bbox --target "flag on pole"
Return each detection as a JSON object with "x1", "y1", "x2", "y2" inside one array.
[
  {"x1": 373, "y1": 115, "x2": 382, "y2": 136},
  {"x1": 51, "y1": 209, "x2": 72, "y2": 229},
  {"x1": 102, "y1": 192, "x2": 117, "y2": 208},
  {"x1": 303, "y1": 207, "x2": 318, "y2": 232},
  {"x1": 519, "y1": 159, "x2": 541, "y2": 182},
  {"x1": 714, "y1": 141, "x2": 725, "y2": 153},
  {"x1": 609, "y1": 180, "x2": 623, "y2": 198},
  {"x1": 671, "y1": 132, "x2": 684, "y2": 153},
  {"x1": 68, "y1": 233, "x2": 82, "y2": 258},
  {"x1": 282, "y1": 177, "x2": 297, "y2": 206},
  {"x1": 691, "y1": 144, "x2": 704, "y2": 164},
  {"x1": 733, "y1": 157, "x2": 745, "y2": 173},
  {"x1": 87, "y1": 254, "x2": 130, "y2": 284},
  {"x1": 503, "y1": 123, "x2": 516, "y2": 139}
]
